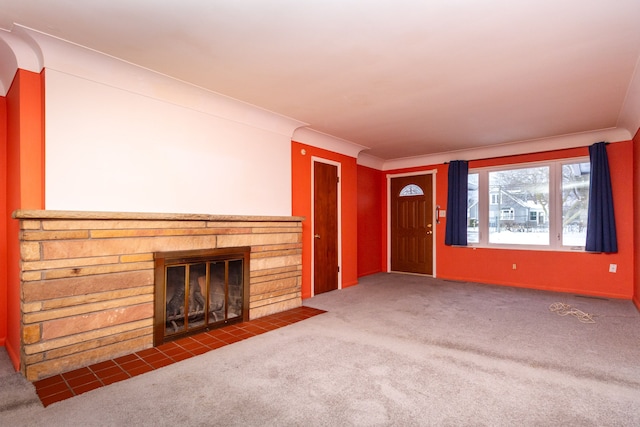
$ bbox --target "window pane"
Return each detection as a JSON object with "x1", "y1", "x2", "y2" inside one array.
[
  {"x1": 467, "y1": 173, "x2": 479, "y2": 243},
  {"x1": 562, "y1": 162, "x2": 590, "y2": 246},
  {"x1": 488, "y1": 166, "x2": 549, "y2": 245},
  {"x1": 399, "y1": 184, "x2": 424, "y2": 196}
]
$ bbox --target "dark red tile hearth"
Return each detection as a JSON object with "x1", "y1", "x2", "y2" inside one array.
[
  {"x1": 123, "y1": 364, "x2": 154, "y2": 378},
  {"x1": 35, "y1": 379, "x2": 69, "y2": 397},
  {"x1": 147, "y1": 358, "x2": 173, "y2": 369},
  {"x1": 33, "y1": 374, "x2": 65, "y2": 390},
  {"x1": 39, "y1": 389, "x2": 74, "y2": 407},
  {"x1": 136, "y1": 348, "x2": 161, "y2": 358},
  {"x1": 167, "y1": 351, "x2": 193, "y2": 362},
  {"x1": 159, "y1": 345, "x2": 189, "y2": 358},
  {"x1": 65, "y1": 373, "x2": 98, "y2": 389},
  {"x1": 91, "y1": 365, "x2": 126, "y2": 380},
  {"x1": 61, "y1": 367, "x2": 92, "y2": 380},
  {"x1": 100, "y1": 371, "x2": 130, "y2": 385},
  {"x1": 117, "y1": 358, "x2": 148, "y2": 370},
  {"x1": 31, "y1": 306, "x2": 325, "y2": 407},
  {"x1": 89, "y1": 360, "x2": 118, "y2": 372},
  {"x1": 71, "y1": 380, "x2": 102, "y2": 396},
  {"x1": 113, "y1": 354, "x2": 139, "y2": 365}
]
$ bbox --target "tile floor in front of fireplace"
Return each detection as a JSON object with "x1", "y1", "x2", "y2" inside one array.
[{"x1": 33, "y1": 306, "x2": 326, "y2": 407}]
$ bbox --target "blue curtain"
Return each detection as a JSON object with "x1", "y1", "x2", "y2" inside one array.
[
  {"x1": 585, "y1": 142, "x2": 617, "y2": 253},
  {"x1": 445, "y1": 160, "x2": 468, "y2": 246}
]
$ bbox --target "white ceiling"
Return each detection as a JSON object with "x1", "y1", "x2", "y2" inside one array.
[{"x1": 2, "y1": 0, "x2": 640, "y2": 160}]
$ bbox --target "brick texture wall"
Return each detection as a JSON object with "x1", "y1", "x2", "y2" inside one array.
[{"x1": 14, "y1": 210, "x2": 303, "y2": 380}]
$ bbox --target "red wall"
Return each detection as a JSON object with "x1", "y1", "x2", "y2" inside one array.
[
  {"x1": 2, "y1": 69, "x2": 45, "y2": 369},
  {"x1": 357, "y1": 165, "x2": 384, "y2": 277},
  {"x1": 0, "y1": 95, "x2": 6, "y2": 347},
  {"x1": 291, "y1": 141, "x2": 358, "y2": 299},
  {"x1": 634, "y1": 129, "x2": 640, "y2": 309},
  {"x1": 376, "y1": 142, "x2": 635, "y2": 299}
]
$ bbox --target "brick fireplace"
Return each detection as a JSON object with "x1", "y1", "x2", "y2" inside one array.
[{"x1": 14, "y1": 210, "x2": 303, "y2": 381}]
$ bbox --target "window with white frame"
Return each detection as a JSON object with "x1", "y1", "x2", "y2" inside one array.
[
  {"x1": 467, "y1": 158, "x2": 590, "y2": 250},
  {"x1": 500, "y1": 208, "x2": 515, "y2": 220}
]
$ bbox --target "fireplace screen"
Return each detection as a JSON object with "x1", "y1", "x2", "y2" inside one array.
[{"x1": 154, "y1": 247, "x2": 250, "y2": 344}]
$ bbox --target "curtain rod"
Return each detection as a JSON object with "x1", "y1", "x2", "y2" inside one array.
[{"x1": 442, "y1": 141, "x2": 607, "y2": 164}]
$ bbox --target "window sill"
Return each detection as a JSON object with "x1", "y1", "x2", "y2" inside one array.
[{"x1": 464, "y1": 244, "x2": 586, "y2": 252}]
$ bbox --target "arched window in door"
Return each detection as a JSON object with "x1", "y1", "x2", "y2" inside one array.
[{"x1": 399, "y1": 184, "x2": 424, "y2": 196}]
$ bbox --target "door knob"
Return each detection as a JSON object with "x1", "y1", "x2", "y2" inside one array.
[
  {"x1": 314, "y1": 234, "x2": 321, "y2": 239},
  {"x1": 426, "y1": 231, "x2": 433, "y2": 235}
]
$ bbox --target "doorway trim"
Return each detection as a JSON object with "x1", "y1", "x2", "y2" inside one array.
[
  {"x1": 387, "y1": 169, "x2": 438, "y2": 276},
  {"x1": 311, "y1": 156, "x2": 342, "y2": 297}
]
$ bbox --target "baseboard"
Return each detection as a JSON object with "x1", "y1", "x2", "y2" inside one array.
[
  {"x1": 342, "y1": 279, "x2": 359, "y2": 289},
  {"x1": 357, "y1": 269, "x2": 382, "y2": 278},
  {"x1": 4, "y1": 340, "x2": 20, "y2": 372},
  {"x1": 435, "y1": 274, "x2": 632, "y2": 300}
]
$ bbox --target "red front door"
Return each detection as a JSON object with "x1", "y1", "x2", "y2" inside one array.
[{"x1": 390, "y1": 174, "x2": 433, "y2": 275}]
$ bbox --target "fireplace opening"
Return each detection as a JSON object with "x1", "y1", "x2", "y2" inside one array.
[{"x1": 153, "y1": 247, "x2": 250, "y2": 345}]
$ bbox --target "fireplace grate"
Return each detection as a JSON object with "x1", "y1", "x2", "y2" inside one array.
[{"x1": 154, "y1": 247, "x2": 250, "y2": 345}]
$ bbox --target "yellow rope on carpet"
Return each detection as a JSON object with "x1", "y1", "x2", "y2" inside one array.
[{"x1": 549, "y1": 302, "x2": 596, "y2": 323}]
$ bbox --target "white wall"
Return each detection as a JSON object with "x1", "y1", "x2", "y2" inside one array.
[
  {"x1": 45, "y1": 70, "x2": 294, "y2": 215},
  {"x1": 2, "y1": 27, "x2": 307, "y2": 216}
]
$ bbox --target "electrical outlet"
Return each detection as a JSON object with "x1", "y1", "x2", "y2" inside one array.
[
  {"x1": 609, "y1": 264, "x2": 617, "y2": 273},
  {"x1": 512, "y1": 264, "x2": 517, "y2": 270}
]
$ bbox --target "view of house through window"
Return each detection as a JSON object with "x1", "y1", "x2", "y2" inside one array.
[
  {"x1": 467, "y1": 159, "x2": 590, "y2": 249},
  {"x1": 561, "y1": 162, "x2": 590, "y2": 246},
  {"x1": 468, "y1": 173, "x2": 479, "y2": 243},
  {"x1": 489, "y1": 166, "x2": 549, "y2": 245}
]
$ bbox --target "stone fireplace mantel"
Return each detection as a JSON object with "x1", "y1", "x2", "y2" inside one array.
[
  {"x1": 13, "y1": 210, "x2": 304, "y2": 380},
  {"x1": 14, "y1": 209, "x2": 303, "y2": 222}
]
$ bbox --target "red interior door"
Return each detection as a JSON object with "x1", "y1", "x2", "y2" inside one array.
[{"x1": 313, "y1": 161, "x2": 339, "y2": 295}]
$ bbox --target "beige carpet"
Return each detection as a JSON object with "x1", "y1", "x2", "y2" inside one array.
[{"x1": 1, "y1": 273, "x2": 639, "y2": 426}]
